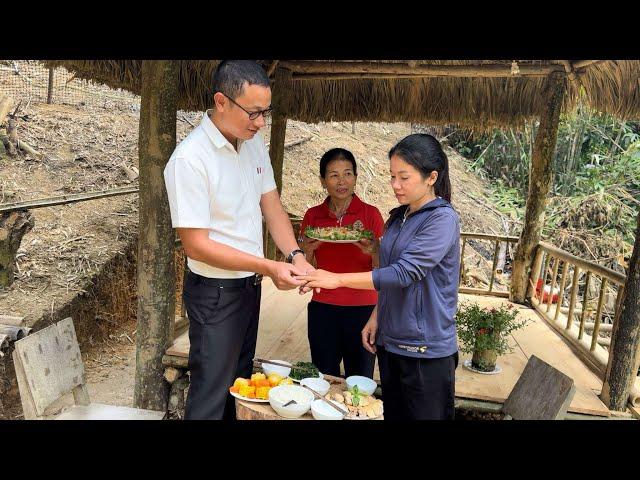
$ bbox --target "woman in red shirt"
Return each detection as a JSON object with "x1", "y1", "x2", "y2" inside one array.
[{"x1": 300, "y1": 148, "x2": 384, "y2": 378}]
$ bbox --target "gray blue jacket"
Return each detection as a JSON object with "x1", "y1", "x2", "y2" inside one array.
[{"x1": 372, "y1": 198, "x2": 460, "y2": 359}]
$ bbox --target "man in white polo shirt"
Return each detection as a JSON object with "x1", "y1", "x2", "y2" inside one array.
[{"x1": 164, "y1": 60, "x2": 314, "y2": 420}]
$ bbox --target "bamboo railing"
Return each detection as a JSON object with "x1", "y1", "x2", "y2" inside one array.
[
  {"x1": 458, "y1": 232, "x2": 520, "y2": 298},
  {"x1": 527, "y1": 241, "x2": 627, "y2": 376}
]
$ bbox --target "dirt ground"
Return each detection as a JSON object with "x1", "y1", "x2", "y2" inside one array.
[{"x1": 0, "y1": 102, "x2": 508, "y2": 415}]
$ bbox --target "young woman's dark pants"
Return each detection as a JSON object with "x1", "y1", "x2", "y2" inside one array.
[
  {"x1": 307, "y1": 300, "x2": 376, "y2": 378},
  {"x1": 377, "y1": 345, "x2": 458, "y2": 420}
]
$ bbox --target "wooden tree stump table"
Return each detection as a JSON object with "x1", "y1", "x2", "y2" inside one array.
[{"x1": 235, "y1": 374, "x2": 383, "y2": 420}]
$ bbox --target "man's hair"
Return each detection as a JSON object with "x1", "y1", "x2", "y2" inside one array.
[{"x1": 212, "y1": 60, "x2": 270, "y2": 99}]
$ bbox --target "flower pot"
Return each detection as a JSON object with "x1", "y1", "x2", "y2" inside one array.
[{"x1": 471, "y1": 348, "x2": 498, "y2": 372}]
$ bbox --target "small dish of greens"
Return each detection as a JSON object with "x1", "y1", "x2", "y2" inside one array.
[{"x1": 289, "y1": 361, "x2": 323, "y2": 382}]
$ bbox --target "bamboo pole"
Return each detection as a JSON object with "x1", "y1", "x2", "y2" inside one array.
[
  {"x1": 555, "y1": 261, "x2": 569, "y2": 322},
  {"x1": 566, "y1": 267, "x2": 581, "y2": 330},
  {"x1": 133, "y1": 60, "x2": 179, "y2": 411},
  {"x1": 458, "y1": 288, "x2": 510, "y2": 298},
  {"x1": 510, "y1": 71, "x2": 566, "y2": 303},
  {"x1": 0, "y1": 186, "x2": 139, "y2": 214},
  {"x1": 461, "y1": 232, "x2": 520, "y2": 242},
  {"x1": 572, "y1": 60, "x2": 602, "y2": 70},
  {"x1": 284, "y1": 61, "x2": 565, "y2": 78},
  {"x1": 488, "y1": 239, "x2": 500, "y2": 293},
  {"x1": 591, "y1": 278, "x2": 608, "y2": 352},
  {"x1": 585, "y1": 323, "x2": 613, "y2": 333},
  {"x1": 578, "y1": 272, "x2": 592, "y2": 340},
  {"x1": 459, "y1": 237, "x2": 466, "y2": 286}
]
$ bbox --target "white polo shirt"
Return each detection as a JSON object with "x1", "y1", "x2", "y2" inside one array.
[{"x1": 164, "y1": 110, "x2": 277, "y2": 279}]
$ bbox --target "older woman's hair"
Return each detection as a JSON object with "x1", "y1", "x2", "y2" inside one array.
[{"x1": 319, "y1": 148, "x2": 358, "y2": 178}]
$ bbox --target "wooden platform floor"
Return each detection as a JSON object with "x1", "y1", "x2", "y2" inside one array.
[{"x1": 165, "y1": 278, "x2": 610, "y2": 417}]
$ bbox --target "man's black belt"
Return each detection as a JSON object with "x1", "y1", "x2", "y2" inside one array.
[{"x1": 188, "y1": 271, "x2": 263, "y2": 288}]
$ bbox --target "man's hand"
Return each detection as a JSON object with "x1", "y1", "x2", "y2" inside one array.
[
  {"x1": 267, "y1": 261, "x2": 305, "y2": 290},
  {"x1": 292, "y1": 254, "x2": 318, "y2": 295},
  {"x1": 361, "y1": 317, "x2": 378, "y2": 354},
  {"x1": 292, "y1": 253, "x2": 315, "y2": 274}
]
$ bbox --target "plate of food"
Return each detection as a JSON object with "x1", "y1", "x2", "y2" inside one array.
[
  {"x1": 324, "y1": 384, "x2": 384, "y2": 420},
  {"x1": 228, "y1": 372, "x2": 294, "y2": 403},
  {"x1": 304, "y1": 226, "x2": 374, "y2": 243},
  {"x1": 288, "y1": 361, "x2": 324, "y2": 383}
]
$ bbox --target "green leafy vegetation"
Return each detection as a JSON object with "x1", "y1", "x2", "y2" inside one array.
[{"x1": 450, "y1": 102, "x2": 639, "y2": 267}]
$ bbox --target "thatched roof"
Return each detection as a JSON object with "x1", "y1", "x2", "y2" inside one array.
[{"x1": 42, "y1": 60, "x2": 640, "y2": 128}]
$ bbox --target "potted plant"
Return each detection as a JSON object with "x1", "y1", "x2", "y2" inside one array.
[{"x1": 456, "y1": 302, "x2": 528, "y2": 373}]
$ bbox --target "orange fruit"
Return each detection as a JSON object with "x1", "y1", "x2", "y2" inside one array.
[{"x1": 233, "y1": 378, "x2": 250, "y2": 388}]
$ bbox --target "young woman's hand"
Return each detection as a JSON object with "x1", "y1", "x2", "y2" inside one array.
[
  {"x1": 361, "y1": 317, "x2": 378, "y2": 354},
  {"x1": 295, "y1": 269, "x2": 342, "y2": 290}
]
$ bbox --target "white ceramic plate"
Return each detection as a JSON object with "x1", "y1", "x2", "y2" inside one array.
[
  {"x1": 462, "y1": 359, "x2": 503, "y2": 375},
  {"x1": 229, "y1": 390, "x2": 270, "y2": 403},
  {"x1": 307, "y1": 237, "x2": 360, "y2": 244},
  {"x1": 291, "y1": 372, "x2": 324, "y2": 383}
]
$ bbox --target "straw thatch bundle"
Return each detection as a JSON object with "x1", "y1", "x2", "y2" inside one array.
[{"x1": 42, "y1": 60, "x2": 640, "y2": 127}]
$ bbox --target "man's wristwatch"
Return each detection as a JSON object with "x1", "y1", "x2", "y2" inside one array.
[{"x1": 286, "y1": 248, "x2": 305, "y2": 263}]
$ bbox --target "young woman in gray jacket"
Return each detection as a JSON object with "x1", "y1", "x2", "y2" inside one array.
[{"x1": 298, "y1": 134, "x2": 460, "y2": 420}]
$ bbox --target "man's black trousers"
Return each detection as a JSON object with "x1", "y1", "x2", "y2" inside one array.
[{"x1": 182, "y1": 271, "x2": 261, "y2": 420}]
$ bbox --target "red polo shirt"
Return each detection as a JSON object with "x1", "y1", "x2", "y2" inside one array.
[{"x1": 300, "y1": 194, "x2": 384, "y2": 306}]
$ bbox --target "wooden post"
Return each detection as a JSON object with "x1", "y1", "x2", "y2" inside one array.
[
  {"x1": 566, "y1": 267, "x2": 581, "y2": 329},
  {"x1": 488, "y1": 239, "x2": 500, "y2": 293},
  {"x1": 601, "y1": 211, "x2": 640, "y2": 410},
  {"x1": 266, "y1": 67, "x2": 292, "y2": 260},
  {"x1": 459, "y1": 237, "x2": 467, "y2": 285},
  {"x1": 510, "y1": 71, "x2": 566, "y2": 303},
  {"x1": 578, "y1": 271, "x2": 592, "y2": 340},
  {"x1": 590, "y1": 278, "x2": 608, "y2": 352},
  {"x1": 547, "y1": 258, "x2": 560, "y2": 312},
  {"x1": 133, "y1": 60, "x2": 179, "y2": 411},
  {"x1": 47, "y1": 68, "x2": 54, "y2": 104},
  {"x1": 554, "y1": 261, "x2": 569, "y2": 322}
]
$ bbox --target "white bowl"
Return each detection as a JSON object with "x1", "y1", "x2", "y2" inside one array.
[
  {"x1": 262, "y1": 360, "x2": 292, "y2": 378},
  {"x1": 345, "y1": 375, "x2": 377, "y2": 395},
  {"x1": 299, "y1": 377, "x2": 330, "y2": 397},
  {"x1": 310, "y1": 399, "x2": 347, "y2": 420},
  {"x1": 268, "y1": 385, "x2": 314, "y2": 419}
]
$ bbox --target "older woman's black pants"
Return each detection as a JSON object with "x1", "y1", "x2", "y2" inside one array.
[
  {"x1": 307, "y1": 300, "x2": 376, "y2": 378},
  {"x1": 377, "y1": 345, "x2": 458, "y2": 420}
]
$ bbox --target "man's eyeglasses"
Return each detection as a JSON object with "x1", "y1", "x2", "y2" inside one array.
[{"x1": 216, "y1": 91, "x2": 273, "y2": 121}]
